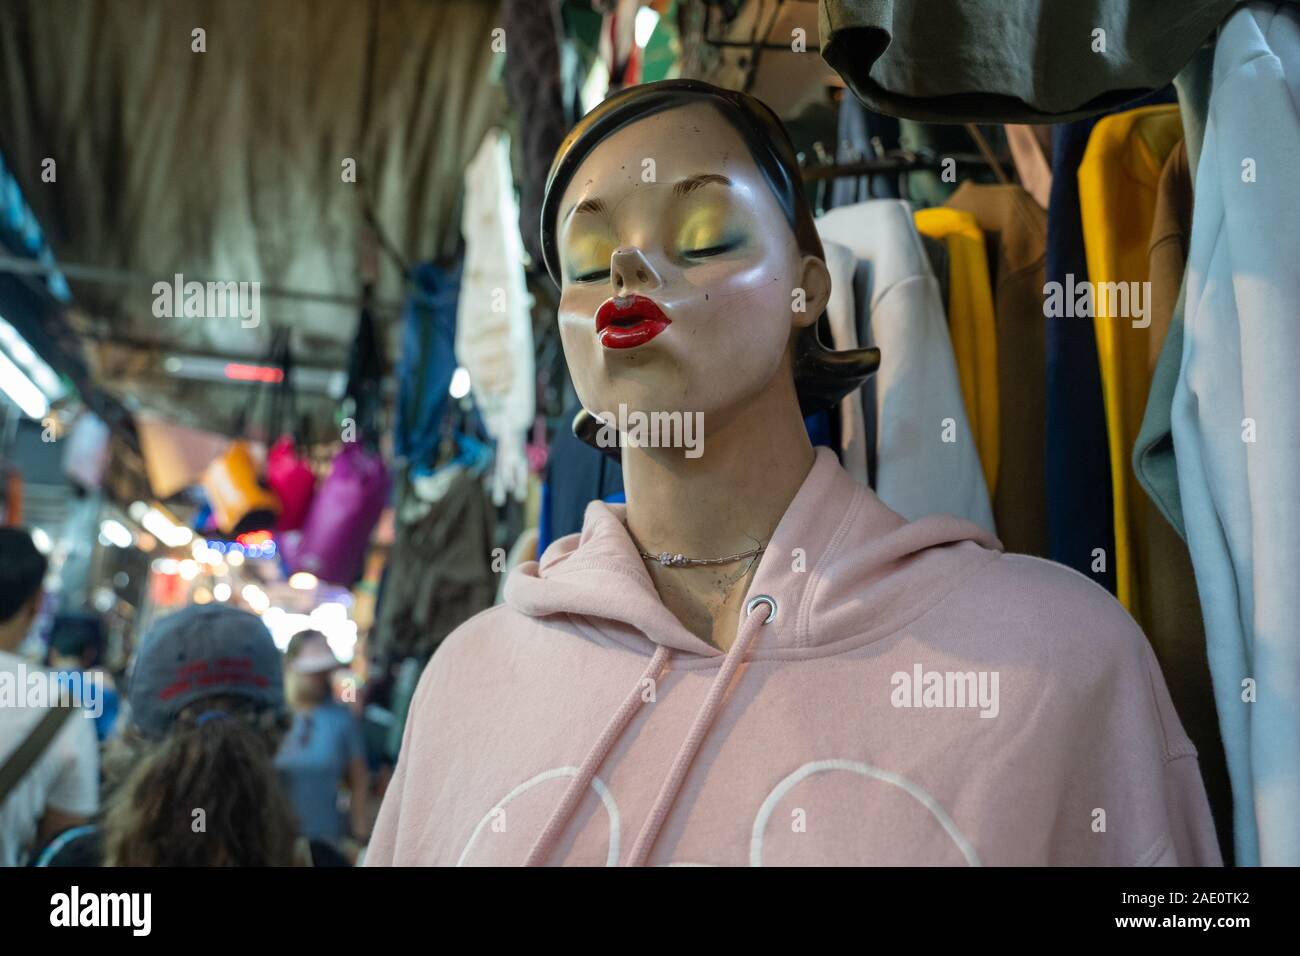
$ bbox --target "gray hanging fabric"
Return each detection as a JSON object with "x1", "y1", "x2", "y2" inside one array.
[{"x1": 818, "y1": 0, "x2": 1245, "y2": 122}]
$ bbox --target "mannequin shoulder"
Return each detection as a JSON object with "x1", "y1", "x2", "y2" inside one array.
[
  {"x1": 946, "y1": 551, "x2": 1152, "y2": 673},
  {"x1": 421, "y1": 604, "x2": 529, "y2": 673},
  {"x1": 413, "y1": 602, "x2": 587, "y2": 694}
]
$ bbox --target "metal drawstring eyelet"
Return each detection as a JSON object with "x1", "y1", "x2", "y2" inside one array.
[{"x1": 745, "y1": 595, "x2": 777, "y2": 624}]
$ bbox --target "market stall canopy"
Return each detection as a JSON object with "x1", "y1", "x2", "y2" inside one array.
[{"x1": 0, "y1": 0, "x2": 505, "y2": 434}]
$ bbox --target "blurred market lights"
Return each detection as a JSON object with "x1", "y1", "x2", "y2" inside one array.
[{"x1": 288, "y1": 572, "x2": 318, "y2": 591}]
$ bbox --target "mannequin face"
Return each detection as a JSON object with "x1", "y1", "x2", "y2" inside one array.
[{"x1": 555, "y1": 101, "x2": 829, "y2": 428}]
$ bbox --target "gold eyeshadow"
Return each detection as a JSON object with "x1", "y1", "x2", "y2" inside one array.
[
  {"x1": 674, "y1": 200, "x2": 746, "y2": 257},
  {"x1": 561, "y1": 190, "x2": 748, "y2": 281},
  {"x1": 564, "y1": 231, "x2": 617, "y2": 281}
]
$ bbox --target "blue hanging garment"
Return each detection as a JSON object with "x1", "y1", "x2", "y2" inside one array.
[{"x1": 394, "y1": 260, "x2": 461, "y2": 474}]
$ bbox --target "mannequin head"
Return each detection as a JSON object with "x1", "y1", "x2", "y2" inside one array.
[{"x1": 541, "y1": 80, "x2": 877, "y2": 448}]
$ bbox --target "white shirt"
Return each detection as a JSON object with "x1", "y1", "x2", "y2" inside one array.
[
  {"x1": 817, "y1": 200, "x2": 997, "y2": 534},
  {"x1": 0, "y1": 649, "x2": 99, "y2": 866}
]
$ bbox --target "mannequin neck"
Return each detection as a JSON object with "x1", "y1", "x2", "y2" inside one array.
[{"x1": 621, "y1": 375, "x2": 815, "y2": 564}]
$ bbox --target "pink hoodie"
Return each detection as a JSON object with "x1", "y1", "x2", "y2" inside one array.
[{"x1": 367, "y1": 449, "x2": 1222, "y2": 866}]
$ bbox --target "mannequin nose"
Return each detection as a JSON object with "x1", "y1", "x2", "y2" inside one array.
[{"x1": 610, "y1": 247, "x2": 662, "y2": 295}]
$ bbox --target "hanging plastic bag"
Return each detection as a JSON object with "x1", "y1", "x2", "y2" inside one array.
[
  {"x1": 201, "y1": 440, "x2": 280, "y2": 535},
  {"x1": 283, "y1": 440, "x2": 390, "y2": 586},
  {"x1": 61, "y1": 413, "x2": 112, "y2": 491},
  {"x1": 263, "y1": 335, "x2": 316, "y2": 531},
  {"x1": 201, "y1": 327, "x2": 296, "y2": 535},
  {"x1": 266, "y1": 435, "x2": 315, "y2": 531}
]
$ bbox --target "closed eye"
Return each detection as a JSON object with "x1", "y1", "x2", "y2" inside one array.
[
  {"x1": 573, "y1": 267, "x2": 611, "y2": 283},
  {"x1": 682, "y1": 240, "x2": 741, "y2": 260}
]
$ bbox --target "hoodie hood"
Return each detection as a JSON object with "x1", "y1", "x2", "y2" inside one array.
[{"x1": 505, "y1": 447, "x2": 1003, "y2": 659}]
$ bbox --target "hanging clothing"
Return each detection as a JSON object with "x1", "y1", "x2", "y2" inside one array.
[
  {"x1": 1044, "y1": 120, "x2": 1116, "y2": 593},
  {"x1": 913, "y1": 207, "x2": 1000, "y2": 499},
  {"x1": 1144, "y1": 142, "x2": 1195, "y2": 359},
  {"x1": 1174, "y1": 44, "x2": 1217, "y2": 178},
  {"x1": 457, "y1": 128, "x2": 536, "y2": 505},
  {"x1": 371, "y1": 466, "x2": 497, "y2": 663},
  {"x1": 822, "y1": 240, "x2": 871, "y2": 487},
  {"x1": 1135, "y1": 138, "x2": 1195, "y2": 536},
  {"x1": 829, "y1": 92, "x2": 900, "y2": 207},
  {"x1": 1133, "y1": 47, "x2": 1218, "y2": 542},
  {"x1": 1172, "y1": 2, "x2": 1300, "y2": 866},
  {"x1": 1078, "y1": 103, "x2": 1183, "y2": 623},
  {"x1": 818, "y1": 0, "x2": 1241, "y2": 122},
  {"x1": 1135, "y1": 300, "x2": 1192, "y2": 536},
  {"x1": 918, "y1": 232, "x2": 951, "y2": 314},
  {"x1": 1129, "y1": 138, "x2": 1234, "y2": 862},
  {"x1": 539, "y1": 402, "x2": 625, "y2": 553},
  {"x1": 1043, "y1": 88, "x2": 1177, "y2": 594},
  {"x1": 394, "y1": 260, "x2": 461, "y2": 474},
  {"x1": 500, "y1": 0, "x2": 567, "y2": 267},
  {"x1": 1004, "y1": 125, "x2": 1053, "y2": 209},
  {"x1": 945, "y1": 183, "x2": 1051, "y2": 558},
  {"x1": 367, "y1": 447, "x2": 1221, "y2": 865},
  {"x1": 816, "y1": 200, "x2": 995, "y2": 534}
]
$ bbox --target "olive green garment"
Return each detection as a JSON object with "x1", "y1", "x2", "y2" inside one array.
[
  {"x1": 818, "y1": 0, "x2": 1241, "y2": 122},
  {"x1": 918, "y1": 231, "x2": 950, "y2": 314},
  {"x1": 945, "y1": 183, "x2": 1050, "y2": 558},
  {"x1": 1127, "y1": 138, "x2": 1233, "y2": 863},
  {"x1": 1133, "y1": 47, "x2": 1215, "y2": 540}
]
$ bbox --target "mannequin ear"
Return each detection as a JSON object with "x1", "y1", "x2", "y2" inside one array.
[{"x1": 795, "y1": 255, "x2": 831, "y2": 330}]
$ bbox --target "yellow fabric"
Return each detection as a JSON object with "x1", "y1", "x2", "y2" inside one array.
[
  {"x1": 1078, "y1": 104, "x2": 1183, "y2": 622},
  {"x1": 914, "y1": 207, "x2": 999, "y2": 496}
]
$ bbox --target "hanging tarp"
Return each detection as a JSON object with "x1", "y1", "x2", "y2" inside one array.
[{"x1": 0, "y1": 0, "x2": 506, "y2": 430}]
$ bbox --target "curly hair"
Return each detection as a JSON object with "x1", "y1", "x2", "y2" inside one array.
[{"x1": 102, "y1": 696, "x2": 299, "y2": 867}]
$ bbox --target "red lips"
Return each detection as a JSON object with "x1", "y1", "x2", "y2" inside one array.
[{"x1": 595, "y1": 295, "x2": 671, "y2": 349}]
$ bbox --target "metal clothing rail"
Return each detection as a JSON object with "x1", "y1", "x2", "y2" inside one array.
[
  {"x1": 0, "y1": 254, "x2": 405, "y2": 315},
  {"x1": 800, "y1": 149, "x2": 1010, "y2": 182}
]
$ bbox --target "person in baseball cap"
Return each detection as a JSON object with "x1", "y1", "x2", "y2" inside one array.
[
  {"x1": 125, "y1": 603, "x2": 287, "y2": 738},
  {"x1": 90, "y1": 604, "x2": 325, "y2": 866}
]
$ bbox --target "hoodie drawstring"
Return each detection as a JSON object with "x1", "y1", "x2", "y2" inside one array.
[
  {"x1": 523, "y1": 644, "x2": 672, "y2": 866},
  {"x1": 524, "y1": 595, "x2": 776, "y2": 867},
  {"x1": 624, "y1": 598, "x2": 772, "y2": 866}
]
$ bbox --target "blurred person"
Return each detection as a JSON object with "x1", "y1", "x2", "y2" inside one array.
[
  {"x1": 0, "y1": 528, "x2": 99, "y2": 866},
  {"x1": 37, "y1": 604, "x2": 347, "y2": 866},
  {"x1": 46, "y1": 611, "x2": 121, "y2": 742},
  {"x1": 275, "y1": 630, "x2": 370, "y2": 861}
]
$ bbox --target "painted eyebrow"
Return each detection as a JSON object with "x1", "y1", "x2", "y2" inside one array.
[
  {"x1": 561, "y1": 197, "x2": 610, "y2": 227},
  {"x1": 672, "y1": 173, "x2": 733, "y2": 196},
  {"x1": 564, "y1": 174, "x2": 734, "y2": 221}
]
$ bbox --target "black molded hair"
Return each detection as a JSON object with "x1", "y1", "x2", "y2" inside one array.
[{"x1": 540, "y1": 79, "x2": 879, "y2": 431}]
